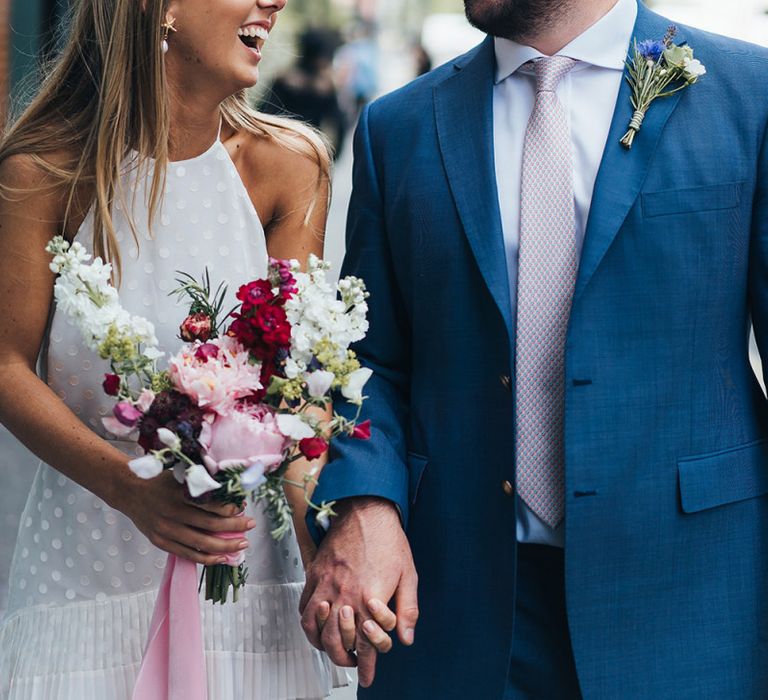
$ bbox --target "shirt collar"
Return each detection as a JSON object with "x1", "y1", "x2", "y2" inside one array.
[{"x1": 494, "y1": 0, "x2": 638, "y2": 84}]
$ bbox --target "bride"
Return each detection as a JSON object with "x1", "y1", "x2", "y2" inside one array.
[{"x1": 0, "y1": 0, "x2": 348, "y2": 697}]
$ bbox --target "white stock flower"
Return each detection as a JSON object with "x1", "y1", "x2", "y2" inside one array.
[
  {"x1": 276, "y1": 414, "x2": 316, "y2": 441},
  {"x1": 342, "y1": 368, "x2": 373, "y2": 404},
  {"x1": 284, "y1": 357, "x2": 305, "y2": 379},
  {"x1": 46, "y1": 236, "x2": 160, "y2": 357},
  {"x1": 143, "y1": 346, "x2": 164, "y2": 361},
  {"x1": 305, "y1": 370, "x2": 335, "y2": 398},
  {"x1": 283, "y1": 261, "x2": 369, "y2": 371},
  {"x1": 185, "y1": 465, "x2": 221, "y2": 498},
  {"x1": 128, "y1": 455, "x2": 164, "y2": 479}
]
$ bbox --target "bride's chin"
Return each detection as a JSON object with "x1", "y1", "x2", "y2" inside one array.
[{"x1": 228, "y1": 71, "x2": 260, "y2": 93}]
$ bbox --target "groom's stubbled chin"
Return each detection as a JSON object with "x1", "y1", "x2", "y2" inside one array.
[{"x1": 463, "y1": 0, "x2": 573, "y2": 41}]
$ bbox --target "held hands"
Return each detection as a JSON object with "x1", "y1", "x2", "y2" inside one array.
[
  {"x1": 299, "y1": 497, "x2": 419, "y2": 687},
  {"x1": 117, "y1": 469, "x2": 256, "y2": 565}
]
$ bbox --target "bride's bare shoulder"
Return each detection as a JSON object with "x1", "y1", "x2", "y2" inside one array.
[
  {"x1": 0, "y1": 152, "x2": 51, "y2": 189},
  {"x1": 224, "y1": 124, "x2": 330, "y2": 226},
  {"x1": 0, "y1": 151, "x2": 91, "y2": 237}
]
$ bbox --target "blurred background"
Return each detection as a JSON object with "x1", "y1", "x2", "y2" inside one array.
[{"x1": 1, "y1": 1, "x2": 766, "y2": 697}]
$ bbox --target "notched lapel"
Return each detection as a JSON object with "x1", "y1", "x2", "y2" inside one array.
[
  {"x1": 575, "y1": 6, "x2": 687, "y2": 302},
  {"x1": 434, "y1": 37, "x2": 514, "y2": 341}
]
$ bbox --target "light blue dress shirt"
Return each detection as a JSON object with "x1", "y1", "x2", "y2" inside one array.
[{"x1": 493, "y1": 0, "x2": 638, "y2": 547}]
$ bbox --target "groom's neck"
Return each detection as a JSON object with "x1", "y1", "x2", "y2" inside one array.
[{"x1": 521, "y1": 0, "x2": 620, "y2": 56}]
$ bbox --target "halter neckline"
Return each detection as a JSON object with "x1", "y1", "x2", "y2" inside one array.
[
  {"x1": 167, "y1": 117, "x2": 224, "y2": 165},
  {"x1": 128, "y1": 117, "x2": 225, "y2": 167}
]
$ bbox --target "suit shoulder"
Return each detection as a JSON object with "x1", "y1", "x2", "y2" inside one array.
[
  {"x1": 673, "y1": 21, "x2": 768, "y2": 72},
  {"x1": 682, "y1": 23, "x2": 768, "y2": 55},
  {"x1": 681, "y1": 24, "x2": 768, "y2": 120}
]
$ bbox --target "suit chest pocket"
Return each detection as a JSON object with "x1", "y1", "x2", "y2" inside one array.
[{"x1": 641, "y1": 182, "x2": 744, "y2": 219}]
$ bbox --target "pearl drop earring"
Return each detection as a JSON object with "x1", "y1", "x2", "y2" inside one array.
[{"x1": 161, "y1": 17, "x2": 177, "y2": 54}]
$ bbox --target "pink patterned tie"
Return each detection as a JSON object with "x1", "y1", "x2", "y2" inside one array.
[{"x1": 515, "y1": 56, "x2": 577, "y2": 529}]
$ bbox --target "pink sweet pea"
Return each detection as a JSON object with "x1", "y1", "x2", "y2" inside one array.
[
  {"x1": 114, "y1": 401, "x2": 142, "y2": 427},
  {"x1": 200, "y1": 404, "x2": 290, "y2": 474}
]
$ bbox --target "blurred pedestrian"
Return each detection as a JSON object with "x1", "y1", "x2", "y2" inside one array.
[
  {"x1": 335, "y1": 20, "x2": 379, "y2": 121},
  {"x1": 413, "y1": 43, "x2": 432, "y2": 77},
  {"x1": 262, "y1": 27, "x2": 347, "y2": 158}
]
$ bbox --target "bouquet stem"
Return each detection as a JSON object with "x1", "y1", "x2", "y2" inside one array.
[{"x1": 201, "y1": 563, "x2": 246, "y2": 604}]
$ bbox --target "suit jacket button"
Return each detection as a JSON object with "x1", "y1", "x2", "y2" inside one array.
[
  {"x1": 502, "y1": 480, "x2": 514, "y2": 497},
  {"x1": 500, "y1": 374, "x2": 512, "y2": 392}
]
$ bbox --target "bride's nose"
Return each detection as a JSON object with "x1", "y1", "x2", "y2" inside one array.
[{"x1": 256, "y1": 0, "x2": 287, "y2": 11}]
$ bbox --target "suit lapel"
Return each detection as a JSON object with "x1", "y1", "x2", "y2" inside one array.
[
  {"x1": 575, "y1": 4, "x2": 686, "y2": 301},
  {"x1": 434, "y1": 37, "x2": 514, "y2": 341}
]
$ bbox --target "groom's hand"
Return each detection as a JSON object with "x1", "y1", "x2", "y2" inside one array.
[{"x1": 299, "y1": 496, "x2": 418, "y2": 687}]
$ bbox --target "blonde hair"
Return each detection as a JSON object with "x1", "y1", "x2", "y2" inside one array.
[{"x1": 0, "y1": 0, "x2": 330, "y2": 283}]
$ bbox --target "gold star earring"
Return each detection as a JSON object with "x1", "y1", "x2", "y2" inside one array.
[{"x1": 161, "y1": 17, "x2": 177, "y2": 54}]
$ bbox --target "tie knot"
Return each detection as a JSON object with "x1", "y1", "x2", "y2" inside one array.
[{"x1": 531, "y1": 56, "x2": 576, "y2": 94}]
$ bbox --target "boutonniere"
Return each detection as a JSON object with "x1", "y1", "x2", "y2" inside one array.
[{"x1": 621, "y1": 25, "x2": 706, "y2": 149}]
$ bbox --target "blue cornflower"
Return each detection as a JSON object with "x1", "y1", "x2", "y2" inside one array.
[{"x1": 638, "y1": 39, "x2": 665, "y2": 62}]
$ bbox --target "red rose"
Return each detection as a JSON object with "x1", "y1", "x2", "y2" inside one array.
[
  {"x1": 351, "y1": 420, "x2": 371, "y2": 440},
  {"x1": 299, "y1": 437, "x2": 329, "y2": 460},
  {"x1": 180, "y1": 313, "x2": 212, "y2": 343},
  {"x1": 103, "y1": 373, "x2": 120, "y2": 397}
]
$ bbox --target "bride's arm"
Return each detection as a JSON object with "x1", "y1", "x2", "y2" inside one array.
[
  {"x1": 245, "y1": 135, "x2": 331, "y2": 566},
  {"x1": 0, "y1": 156, "x2": 253, "y2": 564},
  {"x1": 283, "y1": 438, "x2": 327, "y2": 568}
]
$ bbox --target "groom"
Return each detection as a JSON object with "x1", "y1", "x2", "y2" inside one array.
[{"x1": 300, "y1": 0, "x2": 768, "y2": 697}]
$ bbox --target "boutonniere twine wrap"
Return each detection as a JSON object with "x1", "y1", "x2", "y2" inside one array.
[{"x1": 621, "y1": 25, "x2": 706, "y2": 149}]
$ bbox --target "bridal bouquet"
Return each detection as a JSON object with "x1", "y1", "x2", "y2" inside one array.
[{"x1": 47, "y1": 237, "x2": 371, "y2": 603}]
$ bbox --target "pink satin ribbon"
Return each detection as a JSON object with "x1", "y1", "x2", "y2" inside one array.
[{"x1": 131, "y1": 554, "x2": 208, "y2": 700}]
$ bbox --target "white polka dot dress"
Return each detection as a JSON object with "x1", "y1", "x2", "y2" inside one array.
[{"x1": 0, "y1": 137, "x2": 347, "y2": 699}]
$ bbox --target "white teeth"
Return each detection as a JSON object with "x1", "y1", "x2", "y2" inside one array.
[{"x1": 238, "y1": 25, "x2": 269, "y2": 41}]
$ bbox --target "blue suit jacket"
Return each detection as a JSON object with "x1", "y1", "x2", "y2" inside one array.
[{"x1": 311, "y1": 4, "x2": 768, "y2": 697}]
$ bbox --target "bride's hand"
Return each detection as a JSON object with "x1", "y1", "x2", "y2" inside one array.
[
  {"x1": 338, "y1": 599, "x2": 397, "y2": 655},
  {"x1": 116, "y1": 469, "x2": 256, "y2": 565}
]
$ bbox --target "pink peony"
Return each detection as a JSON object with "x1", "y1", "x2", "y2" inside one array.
[
  {"x1": 200, "y1": 404, "x2": 290, "y2": 474},
  {"x1": 168, "y1": 336, "x2": 262, "y2": 415}
]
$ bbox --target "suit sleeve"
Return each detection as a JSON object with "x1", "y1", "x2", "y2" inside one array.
[
  {"x1": 307, "y1": 104, "x2": 412, "y2": 543},
  {"x1": 750, "y1": 117, "x2": 768, "y2": 380}
]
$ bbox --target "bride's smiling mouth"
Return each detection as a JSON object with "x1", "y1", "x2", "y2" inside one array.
[{"x1": 237, "y1": 23, "x2": 270, "y2": 56}]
